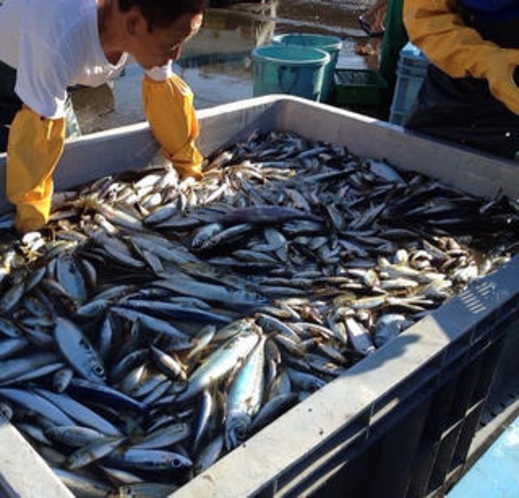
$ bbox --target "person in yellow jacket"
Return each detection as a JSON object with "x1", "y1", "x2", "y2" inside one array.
[
  {"x1": 0, "y1": 0, "x2": 206, "y2": 234},
  {"x1": 403, "y1": 0, "x2": 519, "y2": 159}
]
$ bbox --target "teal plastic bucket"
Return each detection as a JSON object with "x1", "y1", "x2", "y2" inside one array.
[
  {"x1": 271, "y1": 33, "x2": 342, "y2": 102},
  {"x1": 252, "y1": 45, "x2": 331, "y2": 101}
]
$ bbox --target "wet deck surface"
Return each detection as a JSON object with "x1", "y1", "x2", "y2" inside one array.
[
  {"x1": 71, "y1": 0, "x2": 378, "y2": 134},
  {"x1": 448, "y1": 414, "x2": 519, "y2": 498}
]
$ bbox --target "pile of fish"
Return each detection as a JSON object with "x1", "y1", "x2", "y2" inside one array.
[{"x1": 0, "y1": 130, "x2": 518, "y2": 497}]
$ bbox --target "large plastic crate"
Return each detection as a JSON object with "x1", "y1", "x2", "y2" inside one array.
[{"x1": 1, "y1": 96, "x2": 519, "y2": 497}]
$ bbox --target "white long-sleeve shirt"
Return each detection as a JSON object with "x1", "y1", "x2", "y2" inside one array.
[{"x1": 0, "y1": 0, "x2": 128, "y2": 119}]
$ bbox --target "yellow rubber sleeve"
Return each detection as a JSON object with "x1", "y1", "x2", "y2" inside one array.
[
  {"x1": 142, "y1": 74, "x2": 203, "y2": 180},
  {"x1": 6, "y1": 105, "x2": 65, "y2": 233}
]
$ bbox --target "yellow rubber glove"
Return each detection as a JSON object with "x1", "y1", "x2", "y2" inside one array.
[
  {"x1": 142, "y1": 73, "x2": 203, "y2": 180},
  {"x1": 6, "y1": 105, "x2": 65, "y2": 234},
  {"x1": 404, "y1": 0, "x2": 519, "y2": 115}
]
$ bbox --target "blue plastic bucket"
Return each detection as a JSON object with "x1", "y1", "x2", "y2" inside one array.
[
  {"x1": 252, "y1": 45, "x2": 331, "y2": 101},
  {"x1": 271, "y1": 33, "x2": 342, "y2": 102}
]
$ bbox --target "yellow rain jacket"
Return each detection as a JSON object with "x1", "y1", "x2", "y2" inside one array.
[{"x1": 403, "y1": 0, "x2": 519, "y2": 115}]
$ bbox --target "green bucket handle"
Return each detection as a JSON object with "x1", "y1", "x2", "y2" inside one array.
[{"x1": 278, "y1": 65, "x2": 299, "y2": 95}]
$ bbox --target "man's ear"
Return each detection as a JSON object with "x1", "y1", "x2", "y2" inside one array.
[{"x1": 125, "y1": 9, "x2": 142, "y2": 35}]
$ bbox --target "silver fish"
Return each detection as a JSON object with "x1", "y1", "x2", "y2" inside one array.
[
  {"x1": 225, "y1": 335, "x2": 266, "y2": 450},
  {"x1": 54, "y1": 317, "x2": 106, "y2": 383},
  {"x1": 176, "y1": 322, "x2": 261, "y2": 402}
]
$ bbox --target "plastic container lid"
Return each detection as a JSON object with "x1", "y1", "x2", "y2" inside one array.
[{"x1": 399, "y1": 42, "x2": 429, "y2": 68}]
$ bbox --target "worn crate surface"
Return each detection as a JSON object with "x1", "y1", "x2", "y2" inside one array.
[{"x1": 1, "y1": 96, "x2": 519, "y2": 498}]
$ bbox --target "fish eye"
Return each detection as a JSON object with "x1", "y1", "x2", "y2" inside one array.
[{"x1": 93, "y1": 365, "x2": 105, "y2": 376}]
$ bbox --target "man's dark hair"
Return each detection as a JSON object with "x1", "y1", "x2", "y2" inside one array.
[{"x1": 118, "y1": 0, "x2": 207, "y2": 31}]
